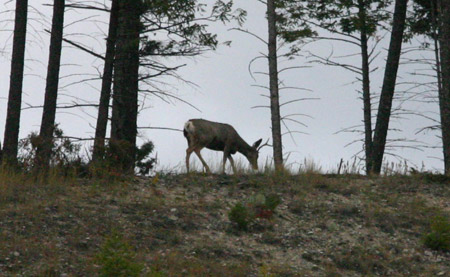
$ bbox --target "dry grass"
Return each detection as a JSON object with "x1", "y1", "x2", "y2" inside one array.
[{"x1": 0, "y1": 170, "x2": 449, "y2": 276}]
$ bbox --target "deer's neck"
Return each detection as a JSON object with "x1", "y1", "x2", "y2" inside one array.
[{"x1": 236, "y1": 136, "x2": 253, "y2": 157}]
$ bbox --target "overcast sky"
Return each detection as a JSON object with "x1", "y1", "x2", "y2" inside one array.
[{"x1": 0, "y1": 0, "x2": 444, "y2": 173}]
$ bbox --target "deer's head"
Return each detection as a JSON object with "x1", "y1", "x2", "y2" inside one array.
[{"x1": 246, "y1": 138, "x2": 270, "y2": 170}]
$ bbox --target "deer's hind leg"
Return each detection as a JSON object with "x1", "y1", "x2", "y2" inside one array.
[
  {"x1": 194, "y1": 148, "x2": 211, "y2": 173},
  {"x1": 186, "y1": 147, "x2": 194, "y2": 173}
]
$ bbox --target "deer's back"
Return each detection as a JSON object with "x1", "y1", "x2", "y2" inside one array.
[{"x1": 184, "y1": 119, "x2": 239, "y2": 151}]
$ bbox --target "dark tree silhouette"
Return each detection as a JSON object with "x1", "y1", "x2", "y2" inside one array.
[
  {"x1": 92, "y1": 0, "x2": 119, "y2": 162},
  {"x1": 3, "y1": 0, "x2": 28, "y2": 165},
  {"x1": 36, "y1": 0, "x2": 66, "y2": 168},
  {"x1": 439, "y1": 0, "x2": 450, "y2": 174},
  {"x1": 267, "y1": 0, "x2": 284, "y2": 171},
  {"x1": 357, "y1": 0, "x2": 375, "y2": 173},
  {"x1": 371, "y1": 0, "x2": 409, "y2": 174},
  {"x1": 109, "y1": 0, "x2": 142, "y2": 172}
]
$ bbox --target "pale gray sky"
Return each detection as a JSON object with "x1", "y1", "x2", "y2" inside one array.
[{"x1": 0, "y1": 0, "x2": 444, "y2": 173}]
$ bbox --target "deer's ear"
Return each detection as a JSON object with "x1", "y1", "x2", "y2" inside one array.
[{"x1": 252, "y1": 138, "x2": 263, "y2": 149}]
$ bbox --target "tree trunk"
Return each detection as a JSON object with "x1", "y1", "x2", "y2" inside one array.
[
  {"x1": 2, "y1": 0, "x2": 28, "y2": 165},
  {"x1": 36, "y1": 0, "x2": 65, "y2": 168},
  {"x1": 92, "y1": 0, "x2": 119, "y2": 162},
  {"x1": 431, "y1": 0, "x2": 442, "y2": 95},
  {"x1": 358, "y1": 0, "x2": 373, "y2": 174},
  {"x1": 438, "y1": 0, "x2": 450, "y2": 174},
  {"x1": 267, "y1": 0, "x2": 283, "y2": 171},
  {"x1": 371, "y1": 0, "x2": 409, "y2": 174},
  {"x1": 109, "y1": 0, "x2": 141, "y2": 172}
]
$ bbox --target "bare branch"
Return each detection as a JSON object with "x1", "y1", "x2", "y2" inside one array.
[
  {"x1": 138, "y1": 126, "x2": 183, "y2": 132},
  {"x1": 229, "y1": 28, "x2": 267, "y2": 45}
]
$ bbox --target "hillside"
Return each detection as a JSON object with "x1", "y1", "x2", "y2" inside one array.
[{"x1": 0, "y1": 173, "x2": 449, "y2": 276}]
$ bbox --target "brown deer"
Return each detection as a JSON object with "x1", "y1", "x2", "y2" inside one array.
[{"x1": 183, "y1": 119, "x2": 267, "y2": 173}]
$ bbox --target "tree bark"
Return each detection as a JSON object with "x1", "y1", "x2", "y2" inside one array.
[
  {"x1": 110, "y1": 0, "x2": 141, "y2": 172},
  {"x1": 92, "y1": 0, "x2": 119, "y2": 162},
  {"x1": 438, "y1": 0, "x2": 450, "y2": 174},
  {"x1": 358, "y1": 0, "x2": 373, "y2": 174},
  {"x1": 3, "y1": 0, "x2": 28, "y2": 165},
  {"x1": 371, "y1": 0, "x2": 409, "y2": 174},
  {"x1": 36, "y1": 0, "x2": 65, "y2": 168},
  {"x1": 267, "y1": 0, "x2": 284, "y2": 171}
]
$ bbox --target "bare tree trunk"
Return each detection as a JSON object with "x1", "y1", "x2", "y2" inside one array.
[
  {"x1": 3, "y1": 0, "x2": 28, "y2": 165},
  {"x1": 358, "y1": 0, "x2": 373, "y2": 174},
  {"x1": 267, "y1": 0, "x2": 283, "y2": 171},
  {"x1": 371, "y1": 0, "x2": 409, "y2": 174},
  {"x1": 431, "y1": 0, "x2": 442, "y2": 95},
  {"x1": 438, "y1": 0, "x2": 450, "y2": 174},
  {"x1": 92, "y1": 0, "x2": 119, "y2": 162},
  {"x1": 110, "y1": 0, "x2": 141, "y2": 172},
  {"x1": 36, "y1": 0, "x2": 65, "y2": 168}
]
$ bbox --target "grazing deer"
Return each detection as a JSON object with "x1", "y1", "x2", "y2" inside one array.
[{"x1": 183, "y1": 119, "x2": 267, "y2": 173}]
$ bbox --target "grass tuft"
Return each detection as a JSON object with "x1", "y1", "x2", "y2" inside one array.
[
  {"x1": 228, "y1": 202, "x2": 252, "y2": 231},
  {"x1": 95, "y1": 231, "x2": 144, "y2": 277},
  {"x1": 423, "y1": 215, "x2": 450, "y2": 252}
]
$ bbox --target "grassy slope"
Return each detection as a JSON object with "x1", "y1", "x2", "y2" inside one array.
[{"x1": 0, "y1": 172, "x2": 449, "y2": 276}]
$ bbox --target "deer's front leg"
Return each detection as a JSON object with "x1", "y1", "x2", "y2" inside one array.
[{"x1": 228, "y1": 154, "x2": 237, "y2": 174}]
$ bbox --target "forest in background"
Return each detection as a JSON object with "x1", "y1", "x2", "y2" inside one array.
[{"x1": 0, "y1": 0, "x2": 449, "y2": 176}]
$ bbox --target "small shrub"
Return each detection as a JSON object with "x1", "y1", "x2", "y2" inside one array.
[
  {"x1": 95, "y1": 232, "x2": 144, "y2": 276},
  {"x1": 423, "y1": 215, "x2": 450, "y2": 252},
  {"x1": 92, "y1": 140, "x2": 156, "y2": 177},
  {"x1": 229, "y1": 193, "x2": 282, "y2": 231},
  {"x1": 135, "y1": 141, "x2": 157, "y2": 175},
  {"x1": 228, "y1": 203, "x2": 252, "y2": 231},
  {"x1": 17, "y1": 126, "x2": 88, "y2": 176}
]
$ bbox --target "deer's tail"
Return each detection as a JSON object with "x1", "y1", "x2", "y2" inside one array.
[{"x1": 183, "y1": 120, "x2": 195, "y2": 138}]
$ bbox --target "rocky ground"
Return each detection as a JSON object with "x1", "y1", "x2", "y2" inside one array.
[{"x1": 0, "y1": 173, "x2": 449, "y2": 276}]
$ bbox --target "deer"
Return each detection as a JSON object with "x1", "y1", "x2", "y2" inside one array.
[{"x1": 183, "y1": 119, "x2": 268, "y2": 174}]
